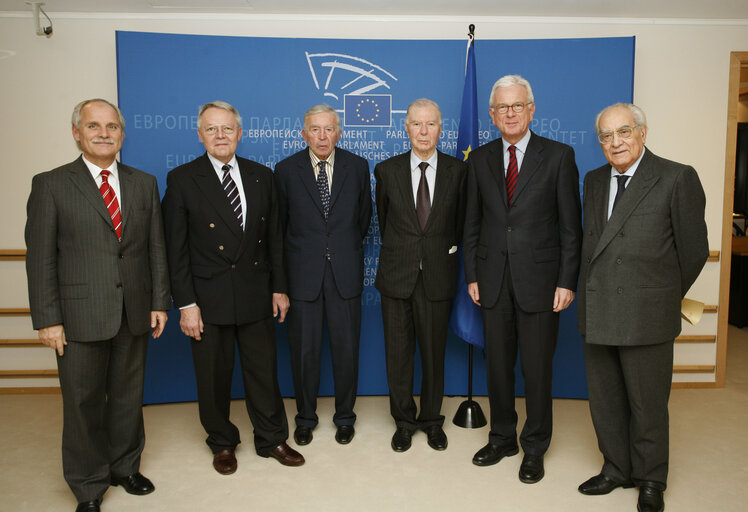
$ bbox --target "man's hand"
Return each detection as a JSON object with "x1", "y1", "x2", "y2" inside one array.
[
  {"x1": 180, "y1": 305, "x2": 204, "y2": 341},
  {"x1": 553, "y1": 287, "x2": 575, "y2": 312},
  {"x1": 150, "y1": 310, "x2": 168, "y2": 339},
  {"x1": 468, "y1": 282, "x2": 481, "y2": 307},
  {"x1": 39, "y1": 324, "x2": 67, "y2": 356},
  {"x1": 273, "y1": 293, "x2": 290, "y2": 323}
]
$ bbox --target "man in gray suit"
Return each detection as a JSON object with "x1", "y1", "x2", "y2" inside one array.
[
  {"x1": 25, "y1": 99, "x2": 170, "y2": 512},
  {"x1": 374, "y1": 98, "x2": 466, "y2": 452},
  {"x1": 577, "y1": 103, "x2": 708, "y2": 512}
]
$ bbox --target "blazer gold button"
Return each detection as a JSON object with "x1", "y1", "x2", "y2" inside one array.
[
  {"x1": 260, "y1": 216, "x2": 265, "y2": 222},
  {"x1": 209, "y1": 223, "x2": 215, "y2": 228},
  {"x1": 219, "y1": 245, "x2": 224, "y2": 251},
  {"x1": 231, "y1": 264, "x2": 236, "y2": 269},
  {"x1": 254, "y1": 261, "x2": 259, "y2": 266},
  {"x1": 258, "y1": 239, "x2": 262, "y2": 244}
]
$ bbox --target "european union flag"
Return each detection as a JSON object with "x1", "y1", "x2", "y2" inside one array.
[
  {"x1": 449, "y1": 37, "x2": 485, "y2": 348},
  {"x1": 343, "y1": 94, "x2": 392, "y2": 127}
]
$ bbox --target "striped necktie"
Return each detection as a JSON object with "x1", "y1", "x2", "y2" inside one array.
[
  {"x1": 506, "y1": 145, "x2": 518, "y2": 204},
  {"x1": 221, "y1": 164, "x2": 243, "y2": 227},
  {"x1": 99, "y1": 170, "x2": 122, "y2": 241}
]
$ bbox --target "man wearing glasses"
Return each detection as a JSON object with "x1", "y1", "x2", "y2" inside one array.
[
  {"x1": 162, "y1": 101, "x2": 304, "y2": 475},
  {"x1": 463, "y1": 75, "x2": 582, "y2": 483},
  {"x1": 577, "y1": 103, "x2": 708, "y2": 512}
]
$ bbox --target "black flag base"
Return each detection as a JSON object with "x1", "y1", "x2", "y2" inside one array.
[{"x1": 453, "y1": 398, "x2": 487, "y2": 428}]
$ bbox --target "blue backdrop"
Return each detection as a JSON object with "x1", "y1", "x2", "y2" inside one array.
[{"x1": 115, "y1": 31, "x2": 634, "y2": 404}]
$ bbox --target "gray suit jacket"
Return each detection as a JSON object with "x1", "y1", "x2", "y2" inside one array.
[
  {"x1": 25, "y1": 156, "x2": 171, "y2": 341},
  {"x1": 577, "y1": 148, "x2": 709, "y2": 346},
  {"x1": 374, "y1": 150, "x2": 466, "y2": 301}
]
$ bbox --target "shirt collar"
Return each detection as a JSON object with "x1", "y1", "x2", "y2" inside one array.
[
  {"x1": 502, "y1": 130, "x2": 532, "y2": 155},
  {"x1": 410, "y1": 149, "x2": 438, "y2": 172},
  {"x1": 82, "y1": 154, "x2": 119, "y2": 181},
  {"x1": 207, "y1": 153, "x2": 238, "y2": 175},
  {"x1": 309, "y1": 148, "x2": 336, "y2": 169}
]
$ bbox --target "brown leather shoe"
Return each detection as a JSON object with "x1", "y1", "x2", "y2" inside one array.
[
  {"x1": 212, "y1": 449, "x2": 237, "y2": 475},
  {"x1": 261, "y1": 442, "x2": 305, "y2": 466}
]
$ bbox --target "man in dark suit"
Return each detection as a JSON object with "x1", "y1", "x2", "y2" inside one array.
[
  {"x1": 162, "y1": 101, "x2": 304, "y2": 475},
  {"x1": 577, "y1": 103, "x2": 708, "y2": 512},
  {"x1": 25, "y1": 99, "x2": 170, "y2": 512},
  {"x1": 374, "y1": 98, "x2": 466, "y2": 452},
  {"x1": 274, "y1": 104, "x2": 371, "y2": 446},
  {"x1": 463, "y1": 75, "x2": 582, "y2": 483}
]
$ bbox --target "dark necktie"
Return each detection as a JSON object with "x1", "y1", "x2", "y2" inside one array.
[
  {"x1": 416, "y1": 161, "x2": 431, "y2": 231},
  {"x1": 506, "y1": 145, "x2": 518, "y2": 204},
  {"x1": 317, "y1": 161, "x2": 331, "y2": 219},
  {"x1": 612, "y1": 174, "x2": 630, "y2": 213},
  {"x1": 221, "y1": 164, "x2": 242, "y2": 227},
  {"x1": 99, "y1": 170, "x2": 122, "y2": 241}
]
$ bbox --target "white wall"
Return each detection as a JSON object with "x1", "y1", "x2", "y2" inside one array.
[{"x1": 1, "y1": 12, "x2": 747, "y2": 385}]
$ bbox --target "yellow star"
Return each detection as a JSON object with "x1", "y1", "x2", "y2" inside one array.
[{"x1": 462, "y1": 145, "x2": 472, "y2": 161}]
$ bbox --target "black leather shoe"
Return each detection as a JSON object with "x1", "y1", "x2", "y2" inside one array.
[
  {"x1": 335, "y1": 425, "x2": 355, "y2": 444},
  {"x1": 391, "y1": 427, "x2": 412, "y2": 452},
  {"x1": 518, "y1": 454, "x2": 544, "y2": 483},
  {"x1": 472, "y1": 442, "x2": 519, "y2": 466},
  {"x1": 75, "y1": 500, "x2": 100, "y2": 512},
  {"x1": 578, "y1": 473, "x2": 633, "y2": 495},
  {"x1": 294, "y1": 425, "x2": 313, "y2": 446},
  {"x1": 637, "y1": 486, "x2": 664, "y2": 512},
  {"x1": 424, "y1": 425, "x2": 447, "y2": 451},
  {"x1": 111, "y1": 472, "x2": 154, "y2": 495}
]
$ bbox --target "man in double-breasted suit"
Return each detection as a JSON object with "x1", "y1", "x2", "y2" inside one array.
[
  {"x1": 25, "y1": 99, "x2": 170, "y2": 512},
  {"x1": 374, "y1": 99, "x2": 466, "y2": 452},
  {"x1": 463, "y1": 75, "x2": 582, "y2": 483},
  {"x1": 274, "y1": 104, "x2": 371, "y2": 446},
  {"x1": 162, "y1": 101, "x2": 304, "y2": 476},
  {"x1": 577, "y1": 103, "x2": 708, "y2": 512}
]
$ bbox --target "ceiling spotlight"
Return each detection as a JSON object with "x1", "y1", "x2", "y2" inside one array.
[{"x1": 26, "y1": 2, "x2": 53, "y2": 38}]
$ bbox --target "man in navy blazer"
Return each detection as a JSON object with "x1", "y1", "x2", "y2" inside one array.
[
  {"x1": 274, "y1": 104, "x2": 371, "y2": 446},
  {"x1": 463, "y1": 75, "x2": 582, "y2": 483},
  {"x1": 162, "y1": 101, "x2": 304, "y2": 475}
]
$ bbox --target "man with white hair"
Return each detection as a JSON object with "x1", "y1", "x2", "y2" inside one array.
[
  {"x1": 463, "y1": 75, "x2": 582, "y2": 483},
  {"x1": 577, "y1": 102, "x2": 708, "y2": 512}
]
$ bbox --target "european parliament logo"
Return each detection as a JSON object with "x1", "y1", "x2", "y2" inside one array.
[{"x1": 344, "y1": 94, "x2": 392, "y2": 127}]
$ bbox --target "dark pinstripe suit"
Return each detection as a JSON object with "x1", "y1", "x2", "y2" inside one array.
[
  {"x1": 374, "y1": 150, "x2": 466, "y2": 430},
  {"x1": 25, "y1": 156, "x2": 170, "y2": 502}
]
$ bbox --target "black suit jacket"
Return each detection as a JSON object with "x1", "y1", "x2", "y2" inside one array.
[
  {"x1": 463, "y1": 132, "x2": 582, "y2": 312},
  {"x1": 25, "y1": 156, "x2": 171, "y2": 341},
  {"x1": 578, "y1": 148, "x2": 709, "y2": 345},
  {"x1": 162, "y1": 153, "x2": 286, "y2": 325},
  {"x1": 274, "y1": 148, "x2": 371, "y2": 301},
  {"x1": 374, "y1": 150, "x2": 466, "y2": 300}
]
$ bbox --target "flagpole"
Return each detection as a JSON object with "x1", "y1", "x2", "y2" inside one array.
[{"x1": 452, "y1": 23, "x2": 486, "y2": 429}]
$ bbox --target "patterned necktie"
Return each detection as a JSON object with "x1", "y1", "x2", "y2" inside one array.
[
  {"x1": 317, "y1": 161, "x2": 331, "y2": 219},
  {"x1": 416, "y1": 161, "x2": 431, "y2": 231},
  {"x1": 221, "y1": 164, "x2": 243, "y2": 227},
  {"x1": 99, "y1": 170, "x2": 122, "y2": 241},
  {"x1": 506, "y1": 145, "x2": 518, "y2": 204},
  {"x1": 612, "y1": 174, "x2": 630, "y2": 213}
]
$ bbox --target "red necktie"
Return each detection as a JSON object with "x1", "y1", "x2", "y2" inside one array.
[
  {"x1": 99, "y1": 170, "x2": 122, "y2": 241},
  {"x1": 506, "y1": 145, "x2": 518, "y2": 204}
]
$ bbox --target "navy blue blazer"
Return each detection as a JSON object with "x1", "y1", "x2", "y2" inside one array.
[{"x1": 275, "y1": 148, "x2": 372, "y2": 301}]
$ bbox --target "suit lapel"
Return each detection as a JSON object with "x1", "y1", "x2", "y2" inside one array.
[
  {"x1": 427, "y1": 151, "x2": 454, "y2": 231},
  {"x1": 589, "y1": 168, "x2": 609, "y2": 237},
  {"x1": 394, "y1": 153, "x2": 418, "y2": 229},
  {"x1": 297, "y1": 153, "x2": 325, "y2": 217},
  {"x1": 592, "y1": 150, "x2": 660, "y2": 261},
  {"x1": 118, "y1": 164, "x2": 135, "y2": 235},
  {"x1": 66, "y1": 156, "x2": 115, "y2": 229},
  {"x1": 485, "y1": 140, "x2": 508, "y2": 207},
  {"x1": 235, "y1": 161, "x2": 256, "y2": 256},
  {"x1": 329, "y1": 149, "x2": 350, "y2": 211},
  {"x1": 511, "y1": 133, "x2": 543, "y2": 204},
  {"x1": 192, "y1": 154, "x2": 243, "y2": 239}
]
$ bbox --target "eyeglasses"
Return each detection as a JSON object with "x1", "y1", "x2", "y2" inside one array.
[
  {"x1": 491, "y1": 102, "x2": 533, "y2": 114},
  {"x1": 203, "y1": 124, "x2": 236, "y2": 136},
  {"x1": 597, "y1": 125, "x2": 639, "y2": 145}
]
